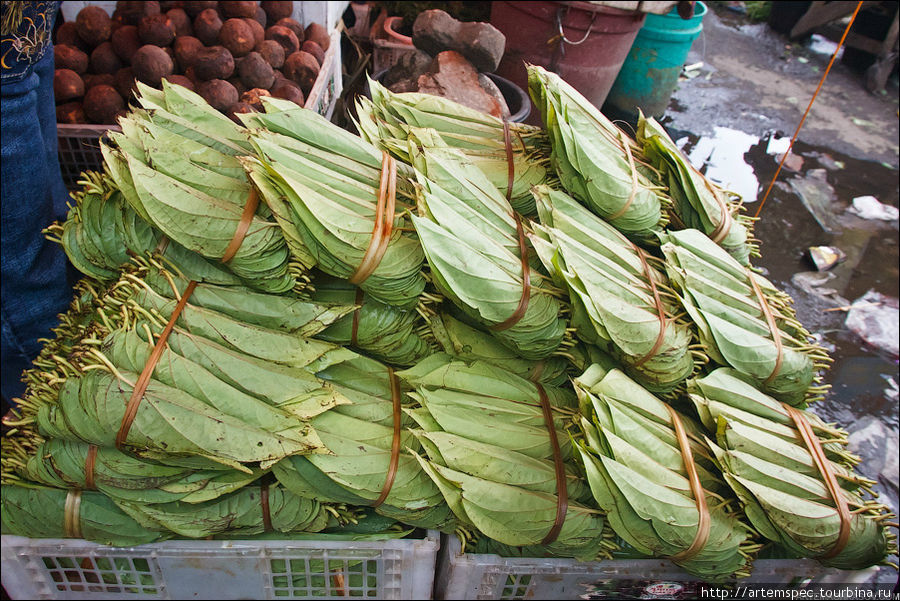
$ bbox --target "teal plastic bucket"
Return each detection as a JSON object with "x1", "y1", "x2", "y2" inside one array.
[{"x1": 604, "y1": 1, "x2": 707, "y2": 119}]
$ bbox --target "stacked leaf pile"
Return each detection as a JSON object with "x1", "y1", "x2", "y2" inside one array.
[{"x1": 3, "y1": 69, "x2": 896, "y2": 584}]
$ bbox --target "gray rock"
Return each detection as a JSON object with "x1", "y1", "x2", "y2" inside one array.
[
  {"x1": 383, "y1": 49, "x2": 432, "y2": 88},
  {"x1": 412, "y1": 9, "x2": 505, "y2": 73}
]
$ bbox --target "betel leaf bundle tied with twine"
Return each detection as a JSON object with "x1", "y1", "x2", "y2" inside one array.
[
  {"x1": 309, "y1": 277, "x2": 434, "y2": 367},
  {"x1": 529, "y1": 186, "x2": 697, "y2": 393},
  {"x1": 356, "y1": 78, "x2": 553, "y2": 216},
  {"x1": 46, "y1": 173, "x2": 245, "y2": 286},
  {"x1": 100, "y1": 81, "x2": 295, "y2": 294},
  {"x1": 1, "y1": 485, "x2": 168, "y2": 547},
  {"x1": 424, "y1": 312, "x2": 570, "y2": 387},
  {"x1": 14, "y1": 260, "x2": 356, "y2": 473},
  {"x1": 637, "y1": 115, "x2": 759, "y2": 267},
  {"x1": 112, "y1": 482, "x2": 348, "y2": 539},
  {"x1": 573, "y1": 366, "x2": 757, "y2": 582},
  {"x1": 688, "y1": 368, "x2": 898, "y2": 570},
  {"x1": 527, "y1": 65, "x2": 670, "y2": 244},
  {"x1": 273, "y1": 353, "x2": 458, "y2": 532},
  {"x1": 397, "y1": 354, "x2": 613, "y2": 561},
  {"x1": 240, "y1": 101, "x2": 426, "y2": 308},
  {"x1": 7, "y1": 437, "x2": 263, "y2": 505},
  {"x1": 660, "y1": 229, "x2": 832, "y2": 405},
  {"x1": 407, "y1": 131, "x2": 568, "y2": 361}
]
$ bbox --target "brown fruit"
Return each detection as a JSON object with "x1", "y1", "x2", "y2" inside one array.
[
  {"x1": 242, "y1": 17, "x2": 265, "y2": 46},
  {"x1": 219, "y1": 18, "x2": 256, "y2": 57},
  {"x1": 138, "y1": 13, "x2": 176, "y2": 46},
  {"x1": 274, "y1": 17, "x2": 304, "y2": 41},
  {"x1": 173, "y1": 36, "x2": 203, "y2": 70},
  {"x1": 54, "y1": 69, "x2": 85, "y2": 103},
  {"x1": 271, "y1": 80, "x2": 304, "y2": 106},
  {"x1": 167, "y1": 8, "x2": 194, "y2": 37},
  {"x1": 194, "y1": 8, "x2": 223, "y2": 46},
  {"x1": 227, "y1": 75, "x2": 248, "y2": 96},
  {"x1": 193, "y1": 46, "x2": 235, "y2": 80},
  {"x1": 261, "y1": 2, "x2": 293, "y2": 22},
  {"x1": 264, "y1": 25, "x2": 299, "y2": 56},
  {"x1": 114, "y1": 67, "x2": 138, "y2": 100},
  {"x1": 300, "y1": 40, "x2": 324, "y2": 66},
  {"x1": 55, "y1": 45, "x2": 89, "y2": 74},
  {"x1": 83, "y1": 85, "x2": 125, "y2": 124},
  {"x1": 114, "y1": 1, "x2": 161, "y2": 26},
  {"x1": 220, "y1": 1, "x2": 258, "y2": 19},
  {"x1": 237, "y1": 51, "x2": 275, "y2": 90},
  {"x1": 255, "y1": 39, "x2": 285, "y2": 69},
  {"x1": 197, "y1": 78, "x2": 239, "y2": 112},
  {"x1": 111, "y1": 25, "x2": 141, "y2": 62},
  {"x1": 56, "y1": 22, "x2": 89, "y2": 51},
  {"x1": 83, "y1": 73, "x2": 116, "y2": 90},
  {"x1": 183, "y1": 1, "x2": 218, "y2": 17},
  {"x1": 283, "y1": 50, "x2": 319, "y2": 94},
  {"x1": 304, "y1": 22, "x2": 329, "y2": 51},
  {"x1": 57, "y1": 101, "x2": 87, "y2": 124},
  {"x1": 162, "y1": 73, "x2": 196, "y2": 91},
  {"x1": 89, "y1": 42, "x2": 123, "y2": 74},
  {"x1": 253, "y1": 5, "x2": 267, "y2": 27},
  {"x1": 132, "y1": 44, "x2": 175, "y2": 87},
  {"x1": 76, "y1": 6, "x2": 113, "y2": 47}
]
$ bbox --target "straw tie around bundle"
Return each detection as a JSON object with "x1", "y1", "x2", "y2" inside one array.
[
  {"x1": 115, "y1": 188, "x2": 262, "y2": 450},
  {"x1": 664, "y1": 404, "x2": 710, "y2": 562},
  {"x1": 348, "y1": 152, "x2": 398, "y2": 286},
  {"x1": 371, "y1": 367, "x2": 403, "y2": 508},
  {"x1": 537, "y1": 382, "x2": 568, "y2": 545}
]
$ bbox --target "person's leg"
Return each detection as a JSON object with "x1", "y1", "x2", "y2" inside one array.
[
  {"x1": 34, "y1": 43, "x2": 72, "y2": 222},
  {"x1": 1, "y1": 51, "x2": 71, "y2": 402}
]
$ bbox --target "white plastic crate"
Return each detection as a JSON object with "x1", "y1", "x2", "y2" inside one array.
[
  {"x1": 434, "y1": 534, "x2": 878, "y2": 600},
  {"x1": 304, "y1": 27, "x2": 343, "y2": 121},
  {"x1": 1, "y1": 532, "x2": 439, "y2": 600}
]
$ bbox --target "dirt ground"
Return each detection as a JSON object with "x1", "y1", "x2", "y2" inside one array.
[{"x1": 667, "y1": 2, "x2": 900, "y2": 166}]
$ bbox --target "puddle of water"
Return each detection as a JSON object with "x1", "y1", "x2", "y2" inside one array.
[{"x1": 685, "y1": 126, "x2": 760, "y2": 203}]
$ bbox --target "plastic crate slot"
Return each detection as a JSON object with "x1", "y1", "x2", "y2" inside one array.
[
  {"x1": 499, "y1": 573, "x2": 533, "y2": 600},
  {"x1": 37, "y1": 553, "x2": 159, "y2": 595}
]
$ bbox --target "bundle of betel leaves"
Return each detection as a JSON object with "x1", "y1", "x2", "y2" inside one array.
[{"x1": 3, "y1": 67, "x2": 896, "y2": 581}]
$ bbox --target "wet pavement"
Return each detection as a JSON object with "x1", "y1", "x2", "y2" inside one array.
[{"x1": 659, "y1": 3, "x2": 899, "y2": 581}]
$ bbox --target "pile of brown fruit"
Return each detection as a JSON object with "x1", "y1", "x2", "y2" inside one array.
[{"x1": 54, "y1": 1, "x2": 332, "y2": 124}]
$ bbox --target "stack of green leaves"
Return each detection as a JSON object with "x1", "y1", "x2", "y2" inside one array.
[
  {"x1": 241, "y1": 101, "x2": 425, "y2": 308},
  {"x1": 47, "y1": 172, "x2": 252, "y2": 286},
  {"x1": 660, "y1": 228, "x2": 831, "y2": 404},
  {"x1": 425, "y1": 312, "x2": 569, "y2": 387},
  {"x1": 14, "y1": 262, "x2": 359, "y2": 472},
  {"x1": 310, "y1": 276, "x2": 434, "y2": 366},
  {"x1": 274, "y1": 353, "x2": 457, "y2": 531},
  {"x1": 530, "y1": 185, "x2": 696, "y2": 392},
  {"x1": 1, "y1": 485, "x2": 168, "y2": 546},
  {"x1": 12, "y1": 438, "x2": 263, "y2": 504},
  {"x1": 356, "y1": 79, "x2": 552, "y2": 215},
  {"x1": 114, "y1": 482, "x2": 347, "y2": 539},
  {"x1": 688, "y1": 368, "x2": 897, "y2": 570},
  {"x1": 528, "y1": 65, "x2": 669, "y2": 243},
  {"x1": 100, "y1": 81, "x2": 294, "y2": 293},
  {"x1": 408, "y1": 133, "x2": 568, "y2": 360},
  {"x1": 397, "y1": 354, "x2": 612, "y2": 561},
  {"x1": 574, "y1": 365, "x2": 757, "y2": 582},
  {"x1": 638, "y1": 115, "x2": 758, "y2": 266}
]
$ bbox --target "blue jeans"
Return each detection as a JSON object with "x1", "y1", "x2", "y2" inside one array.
[{"x1": 1, "y1": 47, "x2": 72, "y2": 402}]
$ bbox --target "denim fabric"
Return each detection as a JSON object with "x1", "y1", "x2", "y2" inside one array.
[{"x1": 1, "y1": 46, "x2": 71, "y2": 402}]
